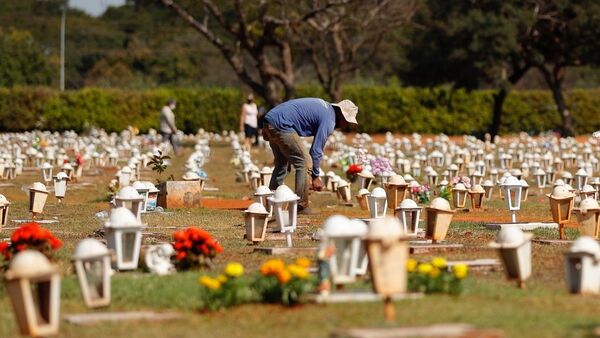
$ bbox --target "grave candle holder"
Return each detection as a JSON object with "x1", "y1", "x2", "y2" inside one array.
[
  {"x1": 244, "y1": 202, "x2": 269, "y2": 244},
  {"x1": 356, "y1": 189, "x2": 371, "y2": 211},
  {"x1": 384, "y1": 175, "x2": 408, "y2": 210},
  {"x1": 254, "y1": 185, "x2": 274, "y2": 218},
  {"x1": 29, "y1": 182, "x2": 49, "y2": 219},
  {"x1": 53, "y1": 172, "x2": 70, "y2": 204},
  {"x1": 396, "y1": 198, "x2": 421, "y2": 236},
  {"x1": 119, "y1": 166, "x2": 132, "y2": 187},
  {"x1": 547, "y1": 185, "x2": 575, "y2": 239},
  {"x1": 482, "y1": 180, "x2": 494, "y2": 199},
  {"x1": 104, "y1": 207, "x2": 144, "y2": 270},
  {"x1": 576, "y1": 168, "x2": 589, "y2": 191},
  {"x1": 425, "y1": 197, "x2": 455, "y2": 244},
  {"x1": 113, "y1": 186, "x2": 144, "y2": 222},
  {"x1": 72, "y1": 238, "x2": 111, "y2": 308},
  {"x1": 575, "y1": 198, "x2": 600, "y2": 238},
  {"x1": 0, "y1": 194, "x2": 10, "y2": 228},
  {"x1": 564, "y1": 237, "x2": 600, "y2": 294},
  {"x1": 323, "y1": 215, "x2": 368, "y2": 286},
  {"x1": 336, "y1": 179, "x2": 352, "y2": 204},
  {"x1": 501, "y1": 176, "x2": 522, "y2": 223},
  {"x1": 452, "y1": 183, "x2": 468, "y2": 209},
  {"x1": 489, "y1": 227, "x2": 532, "y2": 289},
  {"x1": 367, "y1": 188, "x2": 388, "y2": 219},
  {"x1": 357, "y1": 170, "x2": 375, "y2": 190},
  {"x1": 468, "y1": 184, "x2": 485, "y2": 210},
  {"x1": 41, "y1": 162, "x2": 53, "y2": 183},
  {"x1": 520, "y1": 179, "x2": 529, "y2": 202},
  {"x1": 268, "y1": 185, "x2": 300, "y2": 247},
  {"x1": 260, "y1": 167, "x2": 273, "y2": 187},
  {"x1": 4, "y1": 250, "x2": 61, "y2": 337}
]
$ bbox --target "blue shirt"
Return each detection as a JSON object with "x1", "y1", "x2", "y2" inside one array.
[{"x1": 265, "y1": 98, "x2": 336, "y2": 177}]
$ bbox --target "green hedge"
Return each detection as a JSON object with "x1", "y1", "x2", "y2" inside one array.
[{"x1": 1, "y1": 86, "x2": 600, "y2": 135}]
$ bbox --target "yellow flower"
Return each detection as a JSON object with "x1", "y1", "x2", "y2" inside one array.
[
  {"x1": 287, "y1": 264, "x2": 309, "y2": 279},
  {"x1": 217, "y1": 275, "x2": 228, "y2": 283},
  {"x1": 453, "y1": 264, "x2": 469, "y2": 279},
  {"x1": 429, "y1": 267, "x2": 441, "y2": 278},
  {"x1": 431, "y1": 257, "x2": 447, "y2": 269},
  {"x1": 406, "y1": 258, "x2": 418, "y2": 272},
  {"x1": 225, "y1": 262, "x2": 244, "y2": 277},
  {"x1": 199, "y1": 276, "x2": 221, "y2": 290},
  {"x1": 295, "y1": 257, "x2": 311, "y2": 269},
  {"x1": 418, "y1": 263, "x2": 433, "y2": 275}
]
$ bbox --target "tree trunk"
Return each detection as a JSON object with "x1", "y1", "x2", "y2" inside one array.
[
  {"x1": 329, "y1": 81, "x2": 342, "y2": 102},
  {"x1": 489, "y1": 87, "x2": 508, "y2": 139},
  {"x1": 538, "y1": 65, "x2": 575, "y2": 136},
  {"x1": 487, "y1": 65, "x2": 530, "y2": 139}
]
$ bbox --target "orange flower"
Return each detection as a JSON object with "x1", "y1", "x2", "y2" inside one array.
[
  {"x1": 295, "y1": 257, "x2": 311, "y2": 269},
  {"x1": 276, "y1": 269, "x2": 291, "y2": 284}
]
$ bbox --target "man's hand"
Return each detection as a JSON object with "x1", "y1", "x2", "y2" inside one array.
[{"x1": 312, "y1": 176, "x2": 324, "y2": 191}]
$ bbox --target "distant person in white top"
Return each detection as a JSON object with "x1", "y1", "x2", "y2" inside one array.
[
  {"x1": 239, "y1": 94, "x2": 258, "y2": 150},
  {"x1": 160, "y1": 98, "x2": 181, "y2": 156}
]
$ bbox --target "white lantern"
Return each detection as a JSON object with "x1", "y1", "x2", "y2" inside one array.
[
  {"x1": 396, "y1": 198, "x2": 421, "y2": 236},
  {"x1": 564, "y1": 237, "x2": 600, "y2": 294},
  {"x1": 104, "y1": 207, "x2": 144, "y2": 270},
  {"x1": 244, "y1": 202, "x2": 270, "y2": 244},
  {"x1": 411, "y1": 161, "x2": 421, "y2": 177},
  {"x1": 260, "y1": 167, "x2": 273, "y2": 187},
  {"x1": 53, "y1": 171, "x2": 69, "y2": 203},
  {"x1": 113, "y1": 186, "x2": 144, "y2": 222},
  {"x1": 0, "y1": 194, "x2": 10, "y2": 227},
  {"x1": 323, "y1": 216, "x2": 368, "y2": 286},
  {"x1": 562, "y1": 172, "x2": 574, "y2": 186},
  {"x1": 489, "y1": 168, "x2": 499, "y2": 183},
  {"x1": 28, "y1": 182, "x2": 49, "y2": 218},
  {"x1": 489, "y1": 227, "x2": 533, "y2": 288},
  {"x1": 324, "y1": 171, "x2": 336, "y2": 191},
  {"x1": 254, "y1": 185, "x2": 274, "y2": 218},
  {"x1": 534, "y1": 168, "x2": 547, "y2": 192},
  {"x1": 576, "y1": 168, "x2": 589, "y2": 191},
  {"x1": 61, "y1": 162, "x2": 74, "y2": 181},
  {"x1": 520, "y1": 179, "x2": 529, "y2": 202},
  {"x1": 132, "y1": 181, "x2": 150, "y2": 213},
  {"x1": 119, "y1": 166, "x2": 132, "y2": 187},
  {"x1": 249, "y1": 171, "x2": 261, "y2": 190},
  {"x1": 427, "y1": 170, "x2": 439, "y2": 187},
  {"x1": 268, "y1": 185, "x2": 300, "y2": 247},
  {"x1": 72, "y1": 239, "x2": 111, "y2": 308},
  {"x1": 501, "y1": 176, "x2": 522, "y2": 223},
  {"x1": 5, "y1": 250, "x2": 60, "y2": 336},
  {"x1": 41, "y1": 162, "x2": 53, "y2": 183},
  {"x1": 367, "y1": 187, "x2": 388, "y2": 219},
  {"x1": 452, "y1": 183, "x2": 468, "y2": 209}
]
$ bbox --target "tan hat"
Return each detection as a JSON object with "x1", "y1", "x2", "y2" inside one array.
[{"x1": 332, "y1": 99, "x2": 358, "y2": 125}]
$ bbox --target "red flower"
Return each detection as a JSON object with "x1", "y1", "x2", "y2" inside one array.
[{"x1": 346, "y1": 164, "x2": 363, "y2": 175}]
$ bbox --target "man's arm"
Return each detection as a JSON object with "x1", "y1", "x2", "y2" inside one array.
[{"x1": 309, "y1": 122, "x2": 333, "y2": 178}]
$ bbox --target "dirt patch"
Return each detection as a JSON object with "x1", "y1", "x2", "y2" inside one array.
[{"x1": 200, "y1": 198, "x2": 253, "y2": 210}]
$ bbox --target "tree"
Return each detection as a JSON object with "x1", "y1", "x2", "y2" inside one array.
[
  {"x1": 294, "y1": 0, "x2": 416, "y2": 101},
  {"x1": 0, "y1": 28, "x2": 54, "y2": 87},
  {"x1": 404, "y1": 1, "x2": 533, "y2": 138},
  {"x1": 523, "y1": 0, "x2": 600, "y2": 136},
  {"x1": 159, "y1": 0, "x2": 343, "y2": 107}
]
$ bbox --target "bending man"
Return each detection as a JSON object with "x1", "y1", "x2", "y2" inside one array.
[{"x1": 264, "y1": 98, "x2": 358, "y2": 214}]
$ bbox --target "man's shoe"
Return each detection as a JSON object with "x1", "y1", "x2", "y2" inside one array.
[{"x1": 298, "y1": 207, "x2": 319, "y2": 215}]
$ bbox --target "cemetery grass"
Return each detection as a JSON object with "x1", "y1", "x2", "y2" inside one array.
[{"x1": 0, "y1": 142, "x2": 597, "y2": 337}]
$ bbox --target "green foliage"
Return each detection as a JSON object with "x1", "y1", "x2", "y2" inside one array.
[
  {"x1": 0, "y1": 28, "x2": 54, "y2": 87},
  {"x1": 1, "y1": 86, "x2": 600, "y2": 134}
]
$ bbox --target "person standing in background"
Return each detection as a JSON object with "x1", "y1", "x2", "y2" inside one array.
[
  {"x1": 160, "y1": 98, "x2": 181, "y2": 156},
  {"x1": 239, "y1": 94, "x2": 258, "y2": 151}
]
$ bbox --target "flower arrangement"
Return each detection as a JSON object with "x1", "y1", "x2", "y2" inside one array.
[
  {"x1": 411, "y1": 184, "x2": 431, "y2": 204},
  {"x1": 172, "y1": 227, "x2": 223, "y2": 270},
  {"x1": 198, "y1": 258, "x2": 315, "y2": 311},
  {"x1": 370, "y1": 157, "x2": 393, "y2": 176},
  {"x1": 255, "y1": 258, "x2": 314, "y2": 306},
  {"x1": 198, "y1": 262, "x2": 256, "y2": 311},
  {"x1": 451, "y1": 176, "x2": 471, "y2": 189},
  {"x1": 0, "y1": 222, "x2": 62, "y2": 268},
  {"x1": 407, "y1": 257, "x2": 468, "y2": 295},
  {"x1": 346, "y1": 164, "x2": 363, "y2": 182}
]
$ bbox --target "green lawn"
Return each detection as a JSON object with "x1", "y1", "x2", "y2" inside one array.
[{"x1": 0, "y1": 141, "x2": 597, "y2": 338}]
